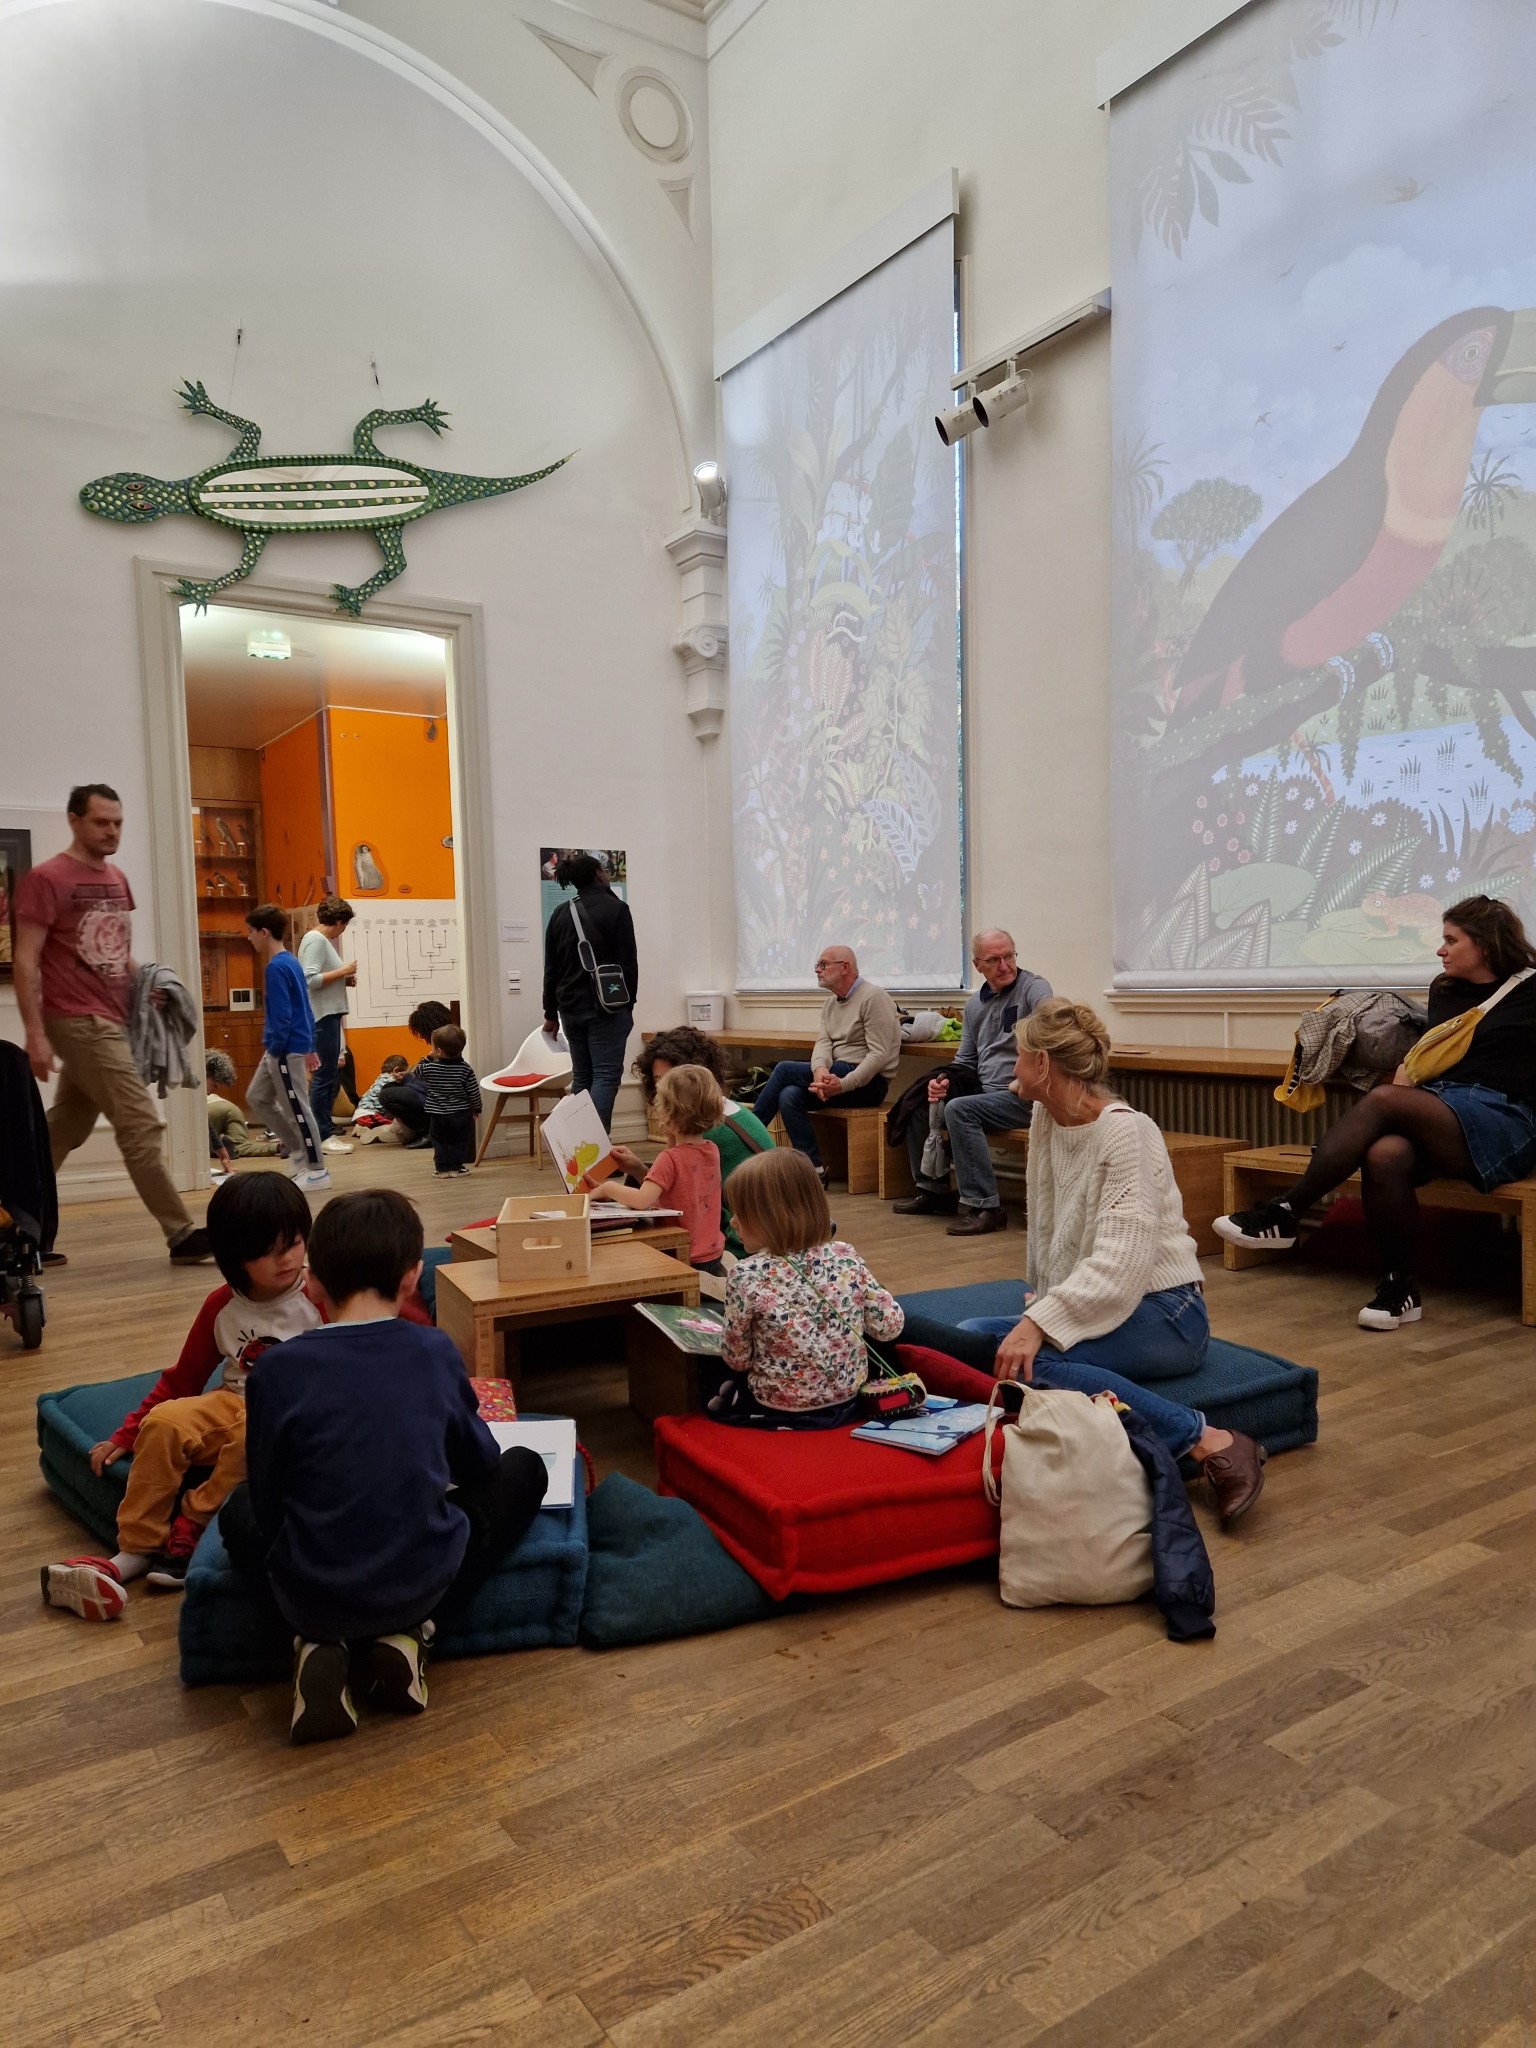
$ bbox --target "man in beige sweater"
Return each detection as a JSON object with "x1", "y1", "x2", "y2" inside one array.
[{"x1": 751, "y1": 945, "x2": 903, "y2": 1184}]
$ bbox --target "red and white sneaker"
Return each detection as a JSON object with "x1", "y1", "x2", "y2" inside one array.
[{"x1": 41, "y1": 1557, "x2": 126, "y2": 1622}]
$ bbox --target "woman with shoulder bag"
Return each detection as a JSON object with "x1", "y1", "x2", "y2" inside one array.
[
  {"x1": 1215, "y1": 895, "x2": 1536, "y2": 1331},
  {"x1": 898, "y1": 999, "x2": 1268, "y2": 1529},
  {"x1": 540, "y1": 852, "x2": 638, "y2": 1132}
]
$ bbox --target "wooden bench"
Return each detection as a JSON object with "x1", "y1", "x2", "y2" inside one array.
[
  {"x1": 808, "y1": 1104, "x2": 914, "y2": 1198},
  {"x1": 1003, "y1": 1127, "x2": 1251, "y2": 1255},
  {"x1": 1222, "y1": 1144, "x2": 1536, "y2": 1326}
]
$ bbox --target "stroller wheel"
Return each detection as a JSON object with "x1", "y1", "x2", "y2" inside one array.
[{"x1": 17, "y1": 1286, "x2": 44, "y2": 1350}]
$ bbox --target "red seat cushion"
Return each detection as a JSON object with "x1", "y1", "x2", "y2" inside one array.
[{"x1": 652, "y1": 1345, "x2": 1001, "y2": 1599}]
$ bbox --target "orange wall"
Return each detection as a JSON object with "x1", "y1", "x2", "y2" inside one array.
[
  {"x1": 259, "y1": 718, "x2": 327, "y2": 912},
  {"x1": 327, "y1": 709, "x2": 453, "y2": 902},
  {"x1": 326, "y1": 707, "x2": 455, "y2": 1089}
]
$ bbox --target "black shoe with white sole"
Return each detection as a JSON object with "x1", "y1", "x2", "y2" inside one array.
[
  {"x1": 290, "y1": 1640, "x2": 357, "y2": 1745},
  {"x1": 1358, "y1": 1275, "x2": 1422, "y2": 1330},
  {"x1": 1213, "y1": 1199, "x2": 1299, "y2": 1251}
]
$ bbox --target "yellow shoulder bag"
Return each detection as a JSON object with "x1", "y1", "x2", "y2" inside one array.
[{"x1": 1401, "y1": 968, "x2": 1534, "y2": 1086}]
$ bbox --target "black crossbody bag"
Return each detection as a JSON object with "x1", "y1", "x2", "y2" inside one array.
[{"x1": 568, "y1": 898, "x2": 632, "y2": 1014}]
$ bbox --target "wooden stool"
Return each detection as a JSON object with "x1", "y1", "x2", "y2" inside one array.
[{"x1": 808, "y1": 1105, "x2": 906, "y2": 1196}]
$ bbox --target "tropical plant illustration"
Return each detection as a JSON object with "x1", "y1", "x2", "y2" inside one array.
[{"x1": 724, "y1": 238, "x2": 960, "y2": 986}]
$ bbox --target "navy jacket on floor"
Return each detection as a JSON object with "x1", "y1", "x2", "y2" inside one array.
[{"x1": 244, "y1": 1317, "x2": 500, "y2": 1641}]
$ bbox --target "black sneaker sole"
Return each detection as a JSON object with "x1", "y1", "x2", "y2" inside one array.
[
  {"x1": 368, "y1": 1635, "x2": 428, "y2": 1714},
  {"x1": 291, "y1": 1643, "x2": 358, "y2": 1744}
]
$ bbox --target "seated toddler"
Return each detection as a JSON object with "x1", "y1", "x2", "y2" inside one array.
[{"x1": 604, "y1": 1064, "x2": 725, "y2": 1271}]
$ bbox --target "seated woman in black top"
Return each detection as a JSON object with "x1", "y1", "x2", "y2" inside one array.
[{"x1": 1216, "y1": 895, "x2": 1536, "y2": 1330}]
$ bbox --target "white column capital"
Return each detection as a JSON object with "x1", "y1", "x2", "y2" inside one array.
[{"x1": 665, "y1": 520, "x2": 729, "y2": 740}]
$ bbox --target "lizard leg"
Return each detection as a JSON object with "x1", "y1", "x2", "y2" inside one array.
[
  {"x1": 177, "y1": 379, "x2": 262, "y2": 461},
  {"x1": 351, "y1": 400, "x2": 449, "y2": 458},
  {"x1": 174, "y1": 531, "x2": 268, "y2": 613},
  {"x1": 332, "y1": 526, "x2": 407, "y2": 616}
]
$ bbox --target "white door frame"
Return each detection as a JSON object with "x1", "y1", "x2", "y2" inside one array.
[{"x1": 133, "y1": 558, "x2": 498, "y2": 1191}]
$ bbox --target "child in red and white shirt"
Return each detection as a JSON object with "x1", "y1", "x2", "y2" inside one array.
[{"x1": 604, "y1": 1064, "x2": 725, "y2": 1270}]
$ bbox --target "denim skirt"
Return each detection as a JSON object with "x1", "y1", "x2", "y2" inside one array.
[{"x1": 1423, "y1": 1081, "x2": 1536, "y2": 1192}]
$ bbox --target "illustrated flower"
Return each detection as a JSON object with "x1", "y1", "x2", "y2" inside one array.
[
  {"x1": 1348, "y1": 840, "x2": 1361, "y2": 855},
  {"x1": 1304, "y1": 798, "x2": 1315, "y2": 811},
  {"x1": 1216, "y1": 813, "x2": 1228, "y2": 828},
  {"x1": 1209, "y1": 858, "x2": 1221, "y2": 872},
  {"x1": 1192, "y1": 820, "x2": 1204, "y2": 835},
  {"x1": 1203, "y1": 831, "x2": 1214, "y2": 845},
  {"x1": 1237, "y1": 850, "x2": 1251, "y2": 864},
  {"x1": 1372, "y1": 812, "x2": 1386, "y2": 826},
  {"x1": 1245, "y1": 782, "x2": 1258, "y2": 796},
  {"x1": 1446, "y1": 867, "x2": 1461, "y2": 882},
  {"x1": 1236, "y1": 811, "x2": 1246, "y2": 825},
  {"x1": 1510, "y1": 806, "x2": 1535, "y2": 835},
  {"x1": 1284, "y1": 820, "x2": 1298, "y2": 835},
  {"x1": 1419, "y1": 875, "x2": 1434, "y2": 889},
  {"x1": 1226, "y1": 838, "x2": 1239, "y2": 851},
  {"x1": 1284, "y1": 785, "x2": 1299, "y2": 800},
  {"x1": 1197, "y1": 795, "x2": 1208, "y2": 810}
]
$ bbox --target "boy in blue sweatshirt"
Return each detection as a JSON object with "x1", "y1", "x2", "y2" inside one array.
[
  {"x1": 221, "y1": 1188, "x2": 548, "y2": 1744},
  {"x1": 243, "y1": 905, "x2": 328, "y2": 1192}
]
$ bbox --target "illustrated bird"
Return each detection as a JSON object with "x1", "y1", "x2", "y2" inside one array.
[
  {"x1": 1386, "y1": 178, "x2": 1430, "y2": 203},
  {"x1": 353, "y1": 843, "x2": 385, "y2": 891},
  {"x1": 1277, "y1": 264, "x2": 1296, "y2": 279},
  {"x1": 1255, "y1": 411, "x2": 1272, "y2": 427},
  {"x1": 1170, "y1": 305, "x2": 1536, "y2": 722}
]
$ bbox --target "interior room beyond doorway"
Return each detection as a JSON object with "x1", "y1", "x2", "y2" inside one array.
[{"x1": 180, "y1": 604, "x2": 460, "y2": 1128}]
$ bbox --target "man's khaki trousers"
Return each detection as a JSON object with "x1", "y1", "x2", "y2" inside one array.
[{"x1": 44, "y1": 1014, "x2": 193, "y2": 1245}]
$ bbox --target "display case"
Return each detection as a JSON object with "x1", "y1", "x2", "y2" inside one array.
[{"x1": 191, "y1": 751, "x2": 267, "y2": 1103}]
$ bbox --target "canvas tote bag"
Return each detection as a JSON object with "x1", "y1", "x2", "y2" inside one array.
[{"x1": 981, "y1": 1381, "x2": 1155, "y2": 1608}]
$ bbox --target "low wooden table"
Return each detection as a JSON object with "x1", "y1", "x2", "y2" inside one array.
[
  {"x1": 1223, "y1": 1144, "x2": 1536, "y2": 1326},
  {"x1": 447, "y1": 1220, "x2": 692, "y2": 1264},
  {"x1": 435, "y1": 1238, "x2": 700, "y2": 1381}
]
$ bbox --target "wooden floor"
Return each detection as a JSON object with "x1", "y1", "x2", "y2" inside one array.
[{"x1": 2, "y1": 1145, "x2": 1533, "y2": 2045}]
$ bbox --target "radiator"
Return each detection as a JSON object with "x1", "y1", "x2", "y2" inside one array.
[{"x1": 1110, "y1": 1071, "x2": 1354, "y2": 1149}]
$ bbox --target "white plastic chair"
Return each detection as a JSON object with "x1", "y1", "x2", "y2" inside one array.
[{"x1": 474, "y1": 1026, "x2": 572, "y2": 1167}]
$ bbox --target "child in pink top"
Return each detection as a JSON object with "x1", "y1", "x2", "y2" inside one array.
[{"x1": 605, "y1": 1064, "x2": 726, "y2": 1269}]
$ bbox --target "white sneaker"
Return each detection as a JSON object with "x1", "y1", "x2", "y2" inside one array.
[
  {"x1": 290, "y1": 1168, "x2": 333, "y2": 1191},
  {"x1": 321, "y1": 1137, "x2": 354, "y2": 1155}
]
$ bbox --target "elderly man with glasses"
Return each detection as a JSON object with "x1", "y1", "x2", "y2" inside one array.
[
  {"x1": 749, "y1": 945, "x2": 902, "y2": 1187},
  {"x1": 893, "y1": 929, "x2": 1051, "y2": 1236}
]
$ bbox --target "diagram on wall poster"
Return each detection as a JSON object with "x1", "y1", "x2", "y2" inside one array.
[
  {"x1": 1111, "y1": 0, "x2": 1536, "y2": 989},
  {"x1": 342, "y1": 900, "x2": 460, "y2": 1028}
]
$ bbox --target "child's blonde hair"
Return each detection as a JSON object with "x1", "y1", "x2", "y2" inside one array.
[
  {"x1": 727, "y1": 1148, "x2": 831, "y2": 1254},
  {"x1": 654, "y1": 1062, "x2": 724, "y2": 1141}
]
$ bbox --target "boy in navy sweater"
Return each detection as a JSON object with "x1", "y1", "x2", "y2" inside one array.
[
  {"x1": 420, "y1": 1022, "x2": 482, "y2": 1175},
  {"x1": 243, "y1": 905, "x2": 328, "y2": 1192},
  {"x1": 222, "y1": 1188, "x2": 547, "y2": 1744}
]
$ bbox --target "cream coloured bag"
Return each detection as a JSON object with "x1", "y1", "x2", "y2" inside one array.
[{"x1": 982, "y1": 1382, "x2": 1155, "y2": 1608}]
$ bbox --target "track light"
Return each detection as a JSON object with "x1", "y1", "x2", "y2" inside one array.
[
  {"x1": 693, "y1": 460, "x2": 726, "y2": 520},
  {"x1": 971, "y1": 361, "x2": 1032, "y2": 429},
  {"x1": 935, "y1": 396, "x2": 981, "y2": 447}
]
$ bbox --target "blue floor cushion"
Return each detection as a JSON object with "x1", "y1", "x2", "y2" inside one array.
[
  {"x1": 36, "y1": 1372, "x2": 188, "y2": 1549},
  {"x1": 580, "y1": 1473, "x2": 780, "y2": 1647},
  {"x1": 896, "y1": 1283, "x2": 1318, "y2": 1456},
  {"x1": 179, "y1": 1480, "x2": 590, "y2": 1686}
]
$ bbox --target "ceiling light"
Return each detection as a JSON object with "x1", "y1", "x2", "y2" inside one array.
[
  {"x1": 693, "y1": 460, "x2": 726, "y2": 520},
  {"x1": 971, "y1": 360, "x2": 1032, "y2": 429},
  {"x1": 935, "y1": 395, "x2": 982, "y2": 446},
  {"x1": 247, "y1": 626, "x2": 291, "y2": 661}
]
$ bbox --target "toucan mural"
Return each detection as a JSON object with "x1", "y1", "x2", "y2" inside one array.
[{"x1": 1111, "y1": 0, "x2": 1536, "y2": 984}]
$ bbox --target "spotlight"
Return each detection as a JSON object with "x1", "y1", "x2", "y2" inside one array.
[
  {"x1": 693, "y1": 460, "x2": 726, "y2": 520},
  {"x1": 934, "y1": 396, "x2": 981, "y2": 447},
  {"x1": 971, "y1": 361, "x2": 1032, "y2": 429}
]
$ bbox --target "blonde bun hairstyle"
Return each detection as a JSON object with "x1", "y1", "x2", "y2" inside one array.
[{"x1": 1015, "y1": 998, "x2": 1113, "y2": 1088}]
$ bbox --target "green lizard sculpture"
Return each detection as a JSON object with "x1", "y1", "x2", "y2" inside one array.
[{"x1": 80, "y1": 380, "x2": 570, "y2": 614}]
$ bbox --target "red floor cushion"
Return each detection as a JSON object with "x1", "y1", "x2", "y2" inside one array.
[{"x1": 652, "y1": 1346, "x2": 1001, "y2": 1599}]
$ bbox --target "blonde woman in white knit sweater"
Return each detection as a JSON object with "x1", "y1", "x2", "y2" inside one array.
[{"x1": 899, "y1": 1000, "x2": 1267, "y2": 1526}]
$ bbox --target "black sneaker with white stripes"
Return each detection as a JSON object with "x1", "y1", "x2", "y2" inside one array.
[
  {"x1": 1358, "y1": 1275, "x2": 1422, "y2": 1330},
  {"x1": 1212, "y1": 1198, "x2": 1299, "y2": 1251}
]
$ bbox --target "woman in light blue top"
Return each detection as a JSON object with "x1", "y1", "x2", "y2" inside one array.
[{"x1": 296, "y1": 897, "x2": 356, "y2": 1150}]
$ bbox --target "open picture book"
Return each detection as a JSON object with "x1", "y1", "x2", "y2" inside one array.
[{"x1": 541, "y1": 1088, "x2": 620, "y2": 1193}]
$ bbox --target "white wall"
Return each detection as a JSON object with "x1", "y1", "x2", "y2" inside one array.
[
  {"x1": 0, "y1": 0, "x2": 726, "y2": 1180},
  {"x1": 707, "y1": 0, "x2": 1293, "y2": 1045}
]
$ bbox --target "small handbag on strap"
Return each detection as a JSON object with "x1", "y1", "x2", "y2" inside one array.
[{"x1": 1402, "y1": 968, "x2": 1534, "y2": 1085}]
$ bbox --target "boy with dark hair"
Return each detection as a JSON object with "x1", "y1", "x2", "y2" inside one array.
[
  {"x1": 422, "y1": 1022, "x2": 482, "y2": 1175},
  {"x1": 223, "y1": 1189, "x2": 547, "y2": 1744},
  {"x1": 244, "y1": 904, "x2": 328, "y2": 1190},
  {"x1": 40, "y1": 1174, "x2": 319, "y2": 1618}
]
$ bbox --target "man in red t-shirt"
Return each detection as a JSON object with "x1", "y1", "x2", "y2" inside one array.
[{"x1": 14, "y1": 786, "x2": 210, "y2": 1263}]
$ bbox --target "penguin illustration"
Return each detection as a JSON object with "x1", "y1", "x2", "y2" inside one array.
[
  {"x1": 1172, "y1": 305, "x2": 1536, "y2": 720},
  {"x1": 352, "y1": 843, "x2": 385, "y2": 891}
]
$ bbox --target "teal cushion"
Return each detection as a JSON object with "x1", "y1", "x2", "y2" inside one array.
[
  {"x1": 579, "y1": 1473, "x2": 779, "y2": 1647},
  {"x1": 896, "y1": 1283, "x2": 1318, "y2": 1456},
  {"x1": 37, "y1": 1372, "x2": 187, "y2": 1549}
]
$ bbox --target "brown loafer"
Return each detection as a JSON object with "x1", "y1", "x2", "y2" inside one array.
[
  {"x1": 1202, "y1": 1432, "x2": 1267, "y2": 1526},
  {"x1": 946, "y1": 1206, "x2": 1008, "y2": 1237},
  {"x1": 892, "y1": 1191, "x2": 959, "y2": 1217}
]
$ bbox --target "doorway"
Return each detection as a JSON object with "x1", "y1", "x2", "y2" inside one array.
[{"x1": 134, "y1": 563, "x2": 498, "y2": 1191}]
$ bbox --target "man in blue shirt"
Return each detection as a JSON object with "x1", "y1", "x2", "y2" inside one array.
[
  {"x1": 243, "y1": 905, "x2": 329, "y2": 1191},
  {"x1": 893, "y1": 929, "x2": 1051, "y2": 1235}
]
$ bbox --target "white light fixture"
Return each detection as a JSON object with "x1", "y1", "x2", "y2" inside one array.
[
  {"x1": 971, "y1": 361, "x2": 1032, "y2": 429},
  {"x1": 693, "y1": 460, "x2": 726, "y2": 521},
  {"x1": 247, "y1": 626, "x2": 291, "y2": 660},
  {"x1": 934, "y1": 395, "x2": 982, "y2": 447}
]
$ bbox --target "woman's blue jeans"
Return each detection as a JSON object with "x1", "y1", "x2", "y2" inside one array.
[
  {"x1": 899, "y1": 1286, "x2": 1209, "y2": 1458},
  {"x1": 309, "y1": 1013, "x2": 343, "y2": 1140},
  {"x1": 560, "y1": 1007, "x2": 633, "y2": 1133}
]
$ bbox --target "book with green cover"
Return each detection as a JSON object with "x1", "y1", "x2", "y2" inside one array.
[{"x1": 633, "y1": 1301, "x2": 726, "y2": 1354}]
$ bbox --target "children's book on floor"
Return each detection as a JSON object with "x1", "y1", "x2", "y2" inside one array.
[
  {"x1": 485, "y1": 1417, "x2": 578, "y2": 1509},
  {"x1": 633, "y1": 1300, "x2": 726, "y2": 1354},
  {"x1": 542, "y1": 1089, "x2": 620, "y2": 1192},
  {"x1": 850, "y1": 1396, "x2": 990, "y2": 1456}
]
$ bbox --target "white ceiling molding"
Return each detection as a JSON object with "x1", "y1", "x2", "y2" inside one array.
[
  {"x1": 659, "y1": 173, "x2": 695, "y2": 237},
  {"x1": 616, "y1": 65, "x2": 694, "y2": 161},
  {"x1": 0, "y1": 0, "x2": 701, "y2": 508},
  {"x1": 1096, "y1": 0, "x2": 1259, "y2": 106},
  {"x1": 713, "y1": 166, "x2": 958, "y2": 380},
  {"x1": 530, "y1": 24, "x2": 609, "y2": 94},
  {"x1": 705, "y1": 0, "x2": 768, "y2": 60},
  {"x1": 539, "y1": 0, "x2": 706, "y2": 60}
]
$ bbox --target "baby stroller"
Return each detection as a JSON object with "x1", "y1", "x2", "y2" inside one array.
[{"x1": 1, "y1": 1040, "x2": 54, "y2": 1350}]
